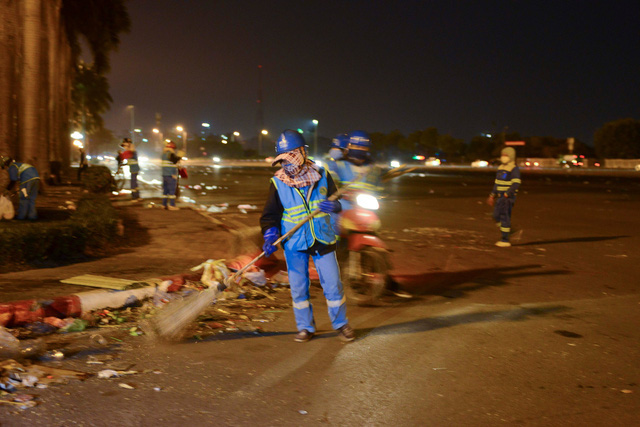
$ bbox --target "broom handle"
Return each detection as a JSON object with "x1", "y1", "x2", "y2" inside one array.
[{"x1": 226, "y1": 172, "x2": 367, "y2": 284}]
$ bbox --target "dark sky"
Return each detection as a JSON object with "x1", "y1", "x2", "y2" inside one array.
[{"x1": 103, "y1": 0, "x2": 640, "y2": 146}]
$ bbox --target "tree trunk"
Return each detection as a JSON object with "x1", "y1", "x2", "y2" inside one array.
[
  {"x1": 19, "y1": 0, "x2": 43, "y2": 170},
  {"x1": 0, "y1": 0, "x2": 18, "y2": 157}
]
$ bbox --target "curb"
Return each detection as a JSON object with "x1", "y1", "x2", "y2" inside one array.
[{"x1": 0, "y1": 273, "x2": 199, "y2": 328}]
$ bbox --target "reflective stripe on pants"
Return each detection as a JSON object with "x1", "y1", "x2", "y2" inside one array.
[
  {"x1": 162, "y1": 176, "x2": 177, "y2": 206},
  {"x1": 284, "y1": 248, "x2": 348, "y2": 333}
]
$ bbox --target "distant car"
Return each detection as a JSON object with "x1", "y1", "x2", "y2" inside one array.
[
  {"x1": 524, "y1": 160, "x2": 540, "y2": 167},
  {"x1": 471, "y1": 160, "x2": 489, "y2": 167},
  {"x1": 425, "y1": 157, "x2": 441, "y2": 166}
]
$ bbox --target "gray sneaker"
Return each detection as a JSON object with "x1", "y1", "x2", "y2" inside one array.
[
  {"x1": 337, "y1": 324, "x2": 355, "y2": 342},
  {"x1": 294, "y1": 329, "x2": 314, "y2": 343}
]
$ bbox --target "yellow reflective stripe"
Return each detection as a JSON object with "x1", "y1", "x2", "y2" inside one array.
[
  {"x1": 293, "y1": 299, "x2": 310, "y2": 309},
  {"x1": 18, "y1": 164, "x2": 34, "y2": 174},
  {"x1": 500, "y1": 227, "x2": 511, "y2": 232},
  {"x1": 497, "y1": 186, "x2": 510, "y2": 191},
  {"x1": 161, "y1": 161, "x2": 175, "y2": 166},
  {"x1": 326, "y1": 295, "x2": 346, "y2": 308},
  {"x1": 21, "y1": 177, "x2": 40, "y2": 184},
  {"x1": 512, "y1": 178, "x2": 521, "y2": 183}
]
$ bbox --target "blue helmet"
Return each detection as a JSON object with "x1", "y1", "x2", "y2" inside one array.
[
  {"x1": 330, "y1": 133, "x2": 349, "y2": 150},
  {"x1": 275, "y1": 129, "x2": 307, "y2": 154},
  {"x1": 347, "y1": 130, "x2": 371, "y2": 160}
]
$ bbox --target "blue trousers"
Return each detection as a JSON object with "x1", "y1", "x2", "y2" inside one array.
[
  {"x1": 162, "y1": 176, "x2": 177, "y2": 207},
  {"x1": 17, "y1": 180, "x2": 39, "y2": 220},
  {"x1": 493, "y1": 197, "x2": 514, "y2": 240},
  {"x1": 131, "y1": 173, "x2": 139, "y2": 199},
  {"x1": 284, "y1": 248, "x2": 348, "y2": 333}
]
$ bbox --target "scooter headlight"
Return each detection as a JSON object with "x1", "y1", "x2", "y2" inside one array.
[{"x1": 356, "y1": 194, "x2": 379, "y2": 210}]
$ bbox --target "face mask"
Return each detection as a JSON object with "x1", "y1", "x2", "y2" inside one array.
[
  {"x1": 329, "y1": 148, "x2": 343, "y2": 160},
  {"x1": 282, "y1": 162, "x2": 303, "y2": 177},
  {"x1": 500, "y1": 155, "x2": 511, "y2": 164}
]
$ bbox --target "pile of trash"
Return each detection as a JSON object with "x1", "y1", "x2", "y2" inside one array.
[{"x1": 1, "y1": 258, "x2": 291, "y2": 354}]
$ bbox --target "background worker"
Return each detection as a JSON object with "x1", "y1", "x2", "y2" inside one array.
[
  {"x1": 487, "y1": 146, "x2": 521, "y2": 247},
  {"x1": 1, "y1": 156, "x2": 40, "y2": 220},
  {"x1": 327, "y1": 130, "x2": 412, "y2": 299},
  {"x1": 77, "y1": 146, "x2": 89, "y2": 181},
  {"x1": 117, "y1": 138, "x2": 142, "y2": 201},
  {"x1": 325, "y1": 133, "x2": 350, "y2": 230},
  {"x1": 260, "y1": 130, "x2": 355, "y2": 343},
  {"x1": 161, "y1": 140, "x2": 181, "y2": 210}
]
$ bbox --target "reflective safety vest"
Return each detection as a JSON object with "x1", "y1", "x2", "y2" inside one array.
[
  {"x1": 271, "y1": 169, "x2": 337, "y2": 251},
  {"x1": 326, "y1": 160, "x2": 382, "y2": 194},
  {"x1": 9, "y1": 162, "x2": 40, "y2": 184},
  {"x1": 492, "y1": 166, "x2": 521, "y2": 197},
  {"x1": 161, "y1": 151, "x2": 178, "y2": 176}
]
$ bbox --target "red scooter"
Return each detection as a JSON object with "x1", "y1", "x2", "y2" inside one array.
[{"x1": 338, "y1": 190, "x2": 392, "y2": 305}]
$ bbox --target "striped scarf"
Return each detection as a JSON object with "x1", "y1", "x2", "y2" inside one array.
[{"x1": 273, "y1": 148, "x2": 322, "y2": 188}]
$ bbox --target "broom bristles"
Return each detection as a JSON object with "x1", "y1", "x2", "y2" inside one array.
[{"x1": 152, "y1": 286, "x2": 220, "y2": 340}]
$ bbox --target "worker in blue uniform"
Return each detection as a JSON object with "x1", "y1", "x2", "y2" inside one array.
[
  {"x1": 487, "y1": 146, "x2": 521, "y2": 247},
  {"x1": 327, "y1": 130, "x2": 412, "y2": 299},
  {"x1": 1, "y1": 156, "x2": 40, "y2": 220},
  {"x1": 117, "y1": 138, "x2": 142, "y2": 201},
  {"x1": 161, "y1": 140, "x2": 181, "y2": 210},
  {"x1": 325, "y1": 133, "x2": 350, "y2": 229},
  {"x1": 260, "y1": 130, "x2": 355, "y2": 343}
]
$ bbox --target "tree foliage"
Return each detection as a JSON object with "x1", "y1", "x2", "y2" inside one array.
[
  {"x1": 594, "y1": 118, "x2": 640, "y2": 159},
  {"x1": 72, "y1": 62, "x2": 112, "y2": 133},
  {"x1": 61, "y1": 0, "x2": 131, "y2": 74}
]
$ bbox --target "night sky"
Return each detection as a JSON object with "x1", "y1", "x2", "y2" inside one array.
[{"x1": 103, "y1": 0, "x2": 640, "y2": 146}]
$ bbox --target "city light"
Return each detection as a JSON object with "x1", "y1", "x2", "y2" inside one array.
[{"x1": 70, "y1": 131, "x2": 83, "y2": 139}]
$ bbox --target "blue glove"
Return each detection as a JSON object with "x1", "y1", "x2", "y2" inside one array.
[
  {"x1": 319, "y1": 199, "x2": 341, "y2": 213},
  {"x1": 262, "y1": 227, "x2": 280, "y2": 257}
]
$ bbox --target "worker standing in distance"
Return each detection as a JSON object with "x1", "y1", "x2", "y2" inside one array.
[
  {"x1": 161, "y1": 140, "x2": 181, "y2": 210},
  {"x1": 487, "y1": 146, "x2": 521, "y2": 247}
]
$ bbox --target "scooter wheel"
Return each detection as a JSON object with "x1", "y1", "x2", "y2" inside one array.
[{"x1": 345, "y1": 247, "x2": 389, "y2": 306}]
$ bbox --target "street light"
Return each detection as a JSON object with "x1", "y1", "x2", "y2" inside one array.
[
  {"x1": 259, "y1": 129, "x2": 268, "y2": 155},
  {"x1": 232, "y1": 131, "x2": 240, "y2": 143},
  {"x1": 176, "y1": 125, "x2": 187, "y2": 154},
  {"x1": 126, "y1": 105, "x2": 135, "y2": 143},
  {"x1": 153, "y1": 128, "x2": 163, "y2": 152},
  {"x1": 312, "y1": 119, "x2": 318, "y2": 158}
]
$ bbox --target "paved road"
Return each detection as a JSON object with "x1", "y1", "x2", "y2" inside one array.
[{"x1": 2, "y1": 167, "x2": 639, "y2": 425}]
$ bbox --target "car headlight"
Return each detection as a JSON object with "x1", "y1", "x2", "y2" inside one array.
[{"x1": 356, "y1": 194, "x2": 379, "y2": 210}]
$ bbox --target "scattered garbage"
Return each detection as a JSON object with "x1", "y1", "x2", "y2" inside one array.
[
  {"x1": 97, "y1": 369, "x2": 119, "y2": 379},
  {"x1": 243, "y1": 270, "x2": 268, "y2": 287},
  {"x1": 118, "y1": 383, "x2": 135, "y2": 390},
  {"x1": 238, "y1": 204, "x2": 258, "y2": 214},
  {"x1": 206, "y1": 205, "x2": 227, "y2": 213}
]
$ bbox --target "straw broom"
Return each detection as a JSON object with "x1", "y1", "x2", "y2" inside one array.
[{"x1": 151, "y1": 166, "x2": 411, "y2": 340}]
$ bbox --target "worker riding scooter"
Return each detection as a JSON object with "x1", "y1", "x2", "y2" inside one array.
[{"x1": 327, "y1": 131, "x2": 411, "y2": 304}]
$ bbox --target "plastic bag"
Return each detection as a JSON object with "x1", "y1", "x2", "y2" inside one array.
[
  {"x1": 178, "y1": 167, "x2": 188, "y2": 179},
  {"x1": 0, "y1": 195, "x2": 14, "y2": 220}
]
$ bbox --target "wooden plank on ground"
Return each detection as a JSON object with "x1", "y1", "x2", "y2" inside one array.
[{"x1": 60, "y1": 275, "x2": 161, "y2": 290}]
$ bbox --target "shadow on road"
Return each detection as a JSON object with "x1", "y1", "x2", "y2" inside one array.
[
  {"x1": 516, "y1": 235, "x2": 630, "y2": 246},
  {"x1": 391, "y1": 264, "x2": 571, "y2": 297},
  {"x1": 357, "y1": 304, "x2": 570, "y2": 338}
]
